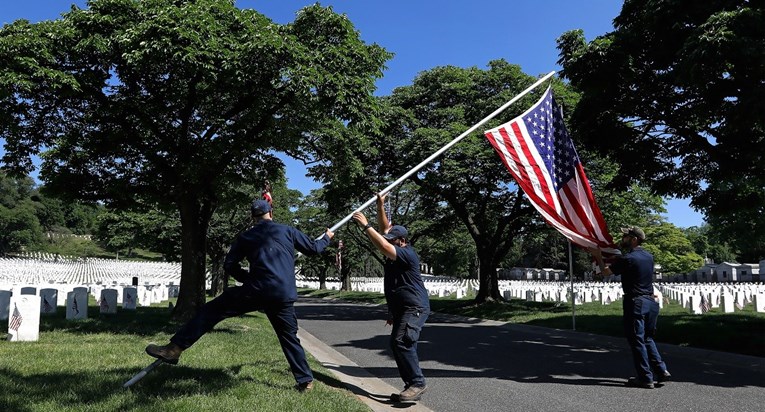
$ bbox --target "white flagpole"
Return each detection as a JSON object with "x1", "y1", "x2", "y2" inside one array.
[{"x1": 322, "y1": 70, "x2": 557, "y2": 235}]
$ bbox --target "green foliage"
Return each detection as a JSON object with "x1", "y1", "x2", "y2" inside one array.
[
  {"x1": 31, "y1": 234, "x2": 105, "y2": 258},
  {"x1": 0, "y1": 0, "x2": 391, "y2": 317},
  {"x1": 557, "y1": 0, "x2": 765, "y2": 260},
  {"x1": 683, "y1": 224, "x2": 739, "y2": 264},
  {"x1": 0, "y1": 202, "x2": 43, "y2": 254},
  {"x1": 643, "y1": 222, "x2": 704, "y2": 274},
  {"x1": 95, "y1": 209, "x2": 180, "y2": 260}
]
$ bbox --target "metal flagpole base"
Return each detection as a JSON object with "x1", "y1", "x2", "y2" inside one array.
[{"x1": 123, "y1": 359, "x2": 164, "y2": 388}]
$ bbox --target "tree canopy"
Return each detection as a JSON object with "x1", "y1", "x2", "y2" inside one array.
[
  {"x1": 557, "y1": 0, "x2": 765, "y2": 260},
  {"x1": 0, "y1": 0, "x2": 391, "y2": 319}
]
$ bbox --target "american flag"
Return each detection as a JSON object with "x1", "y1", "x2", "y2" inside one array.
[
  {"x1": 700, "y1": 294, "x2": 711, "y2": 314},
  {"x1": 126, "y1": 292, "x2": 134, "y2": 304},
  {"x1": 484, "y1": 87, "x2": 616, "y2": 251},
  {"x1": 72, "y1": 296, "x2": 80, "y2": 315},
  {"x1": 336, "y1": 240, "x2": 344, "y2": 272},
  {"x1": 100, "y1": 296, "x2": 110, "y2": 312},
  {"x1": 42, "y1": 297, "x2": 53, "y2": 313},
  {"x1": 262, "y1": 181, "x2": 273, "y2": 205},
  {"x1": 9, "y1": 303, "x2": 23, "y2": 331}
]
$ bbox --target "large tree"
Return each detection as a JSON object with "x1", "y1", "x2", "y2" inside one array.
[
  {"x1": 318, "y1": 61, "x2": 574, "y2": 302},
  {"x1": 557, "y1": 0, "x2": 765, "y2": 260},
  {"x1": 0, "y1": 0, "x2": 390, "y2": 319}
]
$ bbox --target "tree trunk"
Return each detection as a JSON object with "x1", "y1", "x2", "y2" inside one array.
[
  {"x1": 209, "y1": 252, "x2": 228, "y2": 297},
  {"x1": 341, "y1": 264, "x2": 351, "y2": 291},
  {"x1": 319, "y1": 267, "x2": 327, "y2": 290},
  {"x1": 474, "y1": 248, "x2": 503, "y2": 303},
  {"x1": 172, "y1": 196, "x2": 214, "y2": 321}
]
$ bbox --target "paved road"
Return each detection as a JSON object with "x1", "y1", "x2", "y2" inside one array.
[{"x1": 296, "y1": 298, "x2": 765, "y2": 412}]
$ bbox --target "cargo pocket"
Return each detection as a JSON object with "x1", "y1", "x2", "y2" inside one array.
[{"x1": 403, "y1": 321, "x2": 422, "y2": 345}]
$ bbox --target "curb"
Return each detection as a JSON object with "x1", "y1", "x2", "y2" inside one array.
[{"x1": 298, "y1": 328, "x2": 433, "y2": 412}]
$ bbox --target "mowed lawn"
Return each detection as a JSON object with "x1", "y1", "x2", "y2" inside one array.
[
  {"x1": 300, "y1": 289, "x2": 765, "y2": 358},
  {"x1": 0, "y1": 297, "x2": 369, "y2": 412}
]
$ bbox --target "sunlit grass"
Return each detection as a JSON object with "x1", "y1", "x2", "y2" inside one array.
[{"x1": 0, "y1": 297, "x2": 370, "y2": 412}]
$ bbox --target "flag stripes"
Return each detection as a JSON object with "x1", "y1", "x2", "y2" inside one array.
[
  {"x1": 9, "y1": 303, "x2": 23, "y2": 331},
  {"x1": 484, "y1": 87, "x2": 616, "y2": 252}
]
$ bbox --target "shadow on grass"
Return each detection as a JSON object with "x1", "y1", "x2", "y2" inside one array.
[
  {"x1": 0, "y1": 362, "x2": 243, "y2": 412},
  {"x1": 31, "y1": 306, "x2": 263, "y2": 337}
]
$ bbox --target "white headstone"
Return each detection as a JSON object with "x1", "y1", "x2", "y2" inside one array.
[
  {"x1": 754, "y1": 294, "x2": 765, "y2": 313},
  {"x1": 8, "y1": 295, "x2": 41, "y2": 342},
  {"x1": 39, "y1": 288, "x2": 58, "y2": 315},
  {"x1": 99, "y1": 289, "x2": 118, "y2": 314},
  {"x1": 690, "y1": 294, "x2": 703, "y2": 315},
  {"x1": 735, "y1": 291, "x2": 746, "y2": 308},
  {"x1": 0, "y1": 290, "x2": 11, "y2": 320},
  {"x1": 66, "y1": 291, "x2": 88, "y2": 320},
  {"x1": 122, "y1": 287, "x2": 137, "y2": 310},
  {"x1": 720, "y1": 293, "x2": 735, "y2": 313}
]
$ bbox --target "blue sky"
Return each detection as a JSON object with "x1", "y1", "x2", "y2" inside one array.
[{"x1": 1, "y1": 0, "x2": 704, "y2": 227}]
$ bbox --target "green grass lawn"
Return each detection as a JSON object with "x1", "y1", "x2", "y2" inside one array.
[
  {"x1": 0, "y1": 297, "x2": 369, "y2": 412},
  {"x1": 299, "y1": 288, "x2": 765, "y2": 358}
]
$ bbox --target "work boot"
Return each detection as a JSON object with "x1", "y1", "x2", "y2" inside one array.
[
  {"x1": 626, "y1": 377, "x2": 654, "y2": 389},
  {"x1": 655, "y1": 370, "x2": 672, "y2": 383},
  {"x1": 398, "y1": 385, "x2": 427, "y2": 402},
  {"x1": 145, "y1": 342, "x2": 183, "y2": 365},
  {"x1": 296, "y1": 381, "x2": 314, "y2": 392}
]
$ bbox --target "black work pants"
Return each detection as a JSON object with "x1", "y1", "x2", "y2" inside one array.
[{"x1": 170, "y1": 286, "x2": 313, "y2": 384}]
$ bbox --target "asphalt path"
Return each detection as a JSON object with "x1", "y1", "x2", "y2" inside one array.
[{"x1": 296, "y1": 298, "x2": 765, "y2": 412}]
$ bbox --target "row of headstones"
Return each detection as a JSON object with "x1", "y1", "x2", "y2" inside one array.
[
  {"x1": 345, "y1": 278, "x2": 473, "y2": 298},
  {"x1": 499, "y1": 284, "x2": 627, "y2": 306},
  {"x1": 3, "y1": 285, "x2": 179, "y2": 342},
  {"x1": 3, "y1": 288, "x2": 129, "y2": 342},
  {"x1": 2, "y1": 284, "x2": 175, "y2": 311},
  {"x1": 660, "y1": 285, "x2": 765, "y2": 314}
]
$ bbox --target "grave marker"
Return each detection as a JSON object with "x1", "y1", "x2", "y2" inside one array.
[{"x1": 8, "y1": 295, "x2": 41, "y2": 342}]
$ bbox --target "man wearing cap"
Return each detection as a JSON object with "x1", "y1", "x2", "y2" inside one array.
[
  {"x1": 352, "y1": 193, "x2": 430, "y2": 402},
  {"x1": 588, "y1": 225, "x2": 671, "y2": 389},
  {"x1": 145, "y1": 198, "x2": 334, "y2": 392}
]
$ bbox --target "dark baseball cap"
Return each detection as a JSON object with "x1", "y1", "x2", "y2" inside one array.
[
  {"x1": 382, "y1": 225, "x2": 408, "y2": 240},
  {"x1": 251, "y1": 199, "x2": 272, "y2": 216},
  {"x1": 620, "y1": 225, "x2": 646, "y2": 241}
]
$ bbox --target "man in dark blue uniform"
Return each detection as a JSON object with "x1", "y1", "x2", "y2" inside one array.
[
  {"x1": 589, "y1": 225, "x2": 671, "y2": 389},
  {"x1": 352, "y1": 193, "x2": 430, "y2": 402},
  {"x1": 146, "y1": 199, "x2": 334, "y2": 391}
]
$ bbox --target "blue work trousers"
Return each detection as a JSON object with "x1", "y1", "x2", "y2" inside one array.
[
  {"x1": 623, "y1": 296, "x2": 667, "y2": 383},
  {"x1": 390, "y1": 306, "x2": 429, "y2": 388},
  {"x1": 171, "y1": 286, "x2": 313, "y2": 384}
]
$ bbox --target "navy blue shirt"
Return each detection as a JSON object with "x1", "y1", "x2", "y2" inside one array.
[
  {"x1": 224, "y1": 220, "x2": 331, "y2": 303},
  {"x1": 383, "y1": 245, "x2": 430, "y2": 311},
  {"x1": 610, "y1": 247, "x2": 654, "y2": 298}
]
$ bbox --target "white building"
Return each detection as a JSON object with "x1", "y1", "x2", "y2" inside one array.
[
  {"x1": 688, "y1": 261, "x2": 760, "y2": 282},
  {"x1": 737, "y1": 263, "x2": 760, "y2": 282}
]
